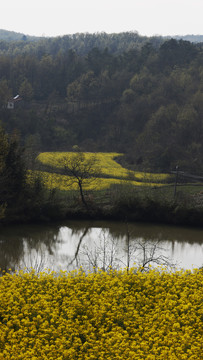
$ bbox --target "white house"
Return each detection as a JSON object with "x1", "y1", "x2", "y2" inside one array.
[{"x1": 7, "y1": 95, "x2": 22, "y2": 109}]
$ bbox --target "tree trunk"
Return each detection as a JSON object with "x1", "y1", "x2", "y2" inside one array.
[{"x1": 78, "y1": 181, "x2": 89, "y2": 210}]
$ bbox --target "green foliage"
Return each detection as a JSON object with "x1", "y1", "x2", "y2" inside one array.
[
  {"x1": 0, "y1": 126, "x2": 55, "y2": 223},
  {"x1": 0, "y1": 29, "x2": 39, "y2": 41},
  {"x1": 106, "y1": 182, "x2": 203, "y2": 225},
  {"x1": 0, "y1": 125, "x2": 9, "y2": 218},
  {"x1": 19, "y1": 78, "x2": 34, "y2": 101},
  {"x1": 3, "y1": 132, "x2": 26, "y2": 203},
  {"x1": 0, "y1": 79, "x2": 12, "y2": 108},
  {"x1": 0, "y1": 125, "x2": 9, "y2": 170},
  {"x1": 159, "y1": 39, "x2": 198, "y2": 69},
  {"x1": 1, "y1": 34, "x2": 203, "y2": 173}
]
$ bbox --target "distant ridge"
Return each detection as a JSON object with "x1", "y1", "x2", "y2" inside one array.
[
  {"x1": 1, "y1": 29, "x2": 203, "y2": 44},
  {"x1": 0, "y1": 29, "x2": 42, "y2": 41},
  {"x1": 172, "y1": 34, "x2": 203, "y2": 43}
]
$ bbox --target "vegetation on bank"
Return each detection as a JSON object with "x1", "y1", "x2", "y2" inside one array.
[
  {"x1": 0, "y1": 268, "x2": 202, "y2": 359},
  {"x1": 29, "y1": 151, "x2": 202, "y2": 226},
  {"x1": 0, "y1": 124, "x2": 203, "y2": 226}
]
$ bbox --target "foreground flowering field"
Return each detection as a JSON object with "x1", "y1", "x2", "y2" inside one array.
[{"x1": 0, "y1": 269, "x2": 202, "y2": 359}]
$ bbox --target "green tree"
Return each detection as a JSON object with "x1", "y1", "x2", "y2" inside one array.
[
  {"x1": 0, "y1": 133, "x2": 26, "y2": 214},
  {"x1": 121, "y1": 89, "x2": 135, "y2": 104},
  {"x1": 0, "y1": 125, "x2": 9, "y2": 219},
  {"x1": 136, "y1": 104, "x2": 179, "y2": 171},
  {"x1": 0, "y1": 125, "x2": 9, "y2": 170},
  {"x1": 159, "y1": 39, "x2": 198, "y2": 69},
  {"x1": 19, "y1": 78, "x2": 34, "y2": 101},
  {"x1": 67, "y1": 71, "x2": 100, "y2": 102},
  {"x1": 0, "y1": 79, "x2": 12, "y2": 108},
  {"x1": 176, "y1": 105, "x2": 199, "y2": 146}
]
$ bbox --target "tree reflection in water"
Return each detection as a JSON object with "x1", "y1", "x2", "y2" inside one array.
[
  {"x1": 0, "y1": 224, "x2": 61, "y2": 273},
  {"x1": 0, "y1": 221, "x2": 202, "y2": 272},
  {"x1": 71, "y1": 226, "x2": 176, "y2": 273}
]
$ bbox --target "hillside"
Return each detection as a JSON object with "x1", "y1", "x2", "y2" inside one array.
[
  {"x1": 0, "y1": 29, "x2": 40, "y2": 42},
  {"x1": 0, "y1": 32, "x2": 203, "y2": 174},
  {"x1": 1, "y1": 28, "x2": 203, "y2": 48},
  {"x1": 174, "y1": 34, "x2": 203, "y2": 43},
  {"x1": 0, "y1": 30, "x2": 159, "y2": 56}
]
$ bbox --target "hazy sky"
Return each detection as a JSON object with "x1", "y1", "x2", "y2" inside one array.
[{"x1": 1, "y1": 0, "x2": 203, "y2": 37}]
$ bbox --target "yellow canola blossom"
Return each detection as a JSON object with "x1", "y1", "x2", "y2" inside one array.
[
  {"x1": 0, "y1": 268, "x2": 202, "y2": 359},
  {"x1": 37, "y1": 152, "x2": 169, "y2": 182},
  {"x1": 27, "y1": 170, "x2": 162, "y2": 191}
]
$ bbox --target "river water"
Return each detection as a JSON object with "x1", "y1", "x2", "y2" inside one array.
[{"x1": 0, "y1": 220, "x2": 202, "y2": 273}]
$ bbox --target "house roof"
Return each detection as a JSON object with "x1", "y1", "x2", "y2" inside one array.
[{"x1": 13, "y1": 95, "x2": 20, "y2": 100}]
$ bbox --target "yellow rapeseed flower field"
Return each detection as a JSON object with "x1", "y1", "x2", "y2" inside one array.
[
  {"x1": 35, "y1": 152, "x2": 169, "y2": 191},
  {"x1": 37, "y1": 152, "x2": 169, "y2": 181},
  {"x1": 0, "y1": 268, "x2": 202, "y2": 359},
  {"x1": 28, "y1": 170, "x2": 158, "y2": 191}
]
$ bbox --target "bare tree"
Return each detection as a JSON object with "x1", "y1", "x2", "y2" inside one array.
[
  {"x1": 124, "y1": 222, "x2": 176, "y2": 272},
  {"x1": 67, "y1": 226, "x2": 90, "y2": 269},
  {"x1": 19, "y1": 246, "x2": 49, "y2": 273},
  {"x1": 79, "y1": 230, "x2": 120, "y2": 272},
  {"x1": 64, "y1": 224, "x2": 177, "y2": 274},
  {"x1": 135, "y1": 238, "x2": 176, "y2": 272},
  {"x1": 58, "y1": 150, "x2": 101, "y2": 210}
]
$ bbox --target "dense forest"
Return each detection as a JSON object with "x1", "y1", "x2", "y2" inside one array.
[{"x1": 1, "y1": 30, "x2": 203, "y2": 174}]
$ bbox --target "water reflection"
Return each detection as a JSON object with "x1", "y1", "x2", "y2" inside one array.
[{"x1": 0, "y1": 220, "x2": 202, "y2": 272}]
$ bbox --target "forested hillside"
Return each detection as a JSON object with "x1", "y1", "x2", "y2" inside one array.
[
  {"x1": 0, "y1": 29, "x2": 40, "y2": 42},
  {"x1": 1, "y1": 31, "x2": 203, "y2": 173}
]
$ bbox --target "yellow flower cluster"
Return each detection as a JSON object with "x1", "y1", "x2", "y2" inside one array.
[
  {"x1": 27, "y1": 170, "x2": 162, "y2": 191},
  {"x1": 37, "y1": 152, "x2": 169, "y2": 182},
  {"x1": 0, "y1": 268, "x2": 202, "y2": 359}
]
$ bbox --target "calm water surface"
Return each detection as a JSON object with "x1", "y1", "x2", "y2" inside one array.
[{"x1": 0, "y1": 220, "x2": 203, "y2": 272}]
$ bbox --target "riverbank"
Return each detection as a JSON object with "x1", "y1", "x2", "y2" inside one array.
[
  {"x1": 45, "y1": 183, "x2": 203, "y2": 227},
  {"x1": 2, "y1": 184, "x2": 203, "y2": 228}
]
